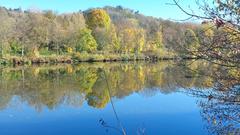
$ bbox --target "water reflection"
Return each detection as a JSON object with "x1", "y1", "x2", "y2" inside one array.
[{"x1": 0, "y1": 61, "x2": 239, "y2": 134}]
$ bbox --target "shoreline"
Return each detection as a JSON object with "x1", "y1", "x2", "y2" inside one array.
[{"x1": 0, "y1": 55, "x2": 197, "y2": 66}]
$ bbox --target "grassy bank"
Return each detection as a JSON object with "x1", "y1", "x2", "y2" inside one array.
[{"x1": 0, "y1": 52, "x2": 179, "y2": 65}]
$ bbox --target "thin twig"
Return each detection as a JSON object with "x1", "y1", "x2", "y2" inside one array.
[{"x1": 103, "y1": 69, "x2": 127, "y2": 135}]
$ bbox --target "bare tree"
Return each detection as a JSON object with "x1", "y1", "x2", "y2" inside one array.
[
  {"x1": 170, "y1": 0, "x2": 240, "y2": 66},
  {"x1": 0, "y1": 8, "x2": 15, "y2": 58}
]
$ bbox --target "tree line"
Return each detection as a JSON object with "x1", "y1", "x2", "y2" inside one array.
[{"x1": 0, "y1": 6, "x2": 216, "y2": 64}]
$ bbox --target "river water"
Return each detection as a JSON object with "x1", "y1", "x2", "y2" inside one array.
[{"x1": 0, "y1": 61, "x2": 239, "y2": 135}]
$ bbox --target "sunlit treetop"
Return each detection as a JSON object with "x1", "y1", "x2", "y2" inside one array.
[{"x1": 84, "y1": 9, "x2": 111, "y2": 30}]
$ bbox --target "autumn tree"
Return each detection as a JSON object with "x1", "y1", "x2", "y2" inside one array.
[
  {"x1": 172, "y1": 0, "x2": 240, "y2": 65},
  {"x1": 75, "y1": 28, "x2": 97, "y2": 53},
  {"x1": 0, "y1": 7, "x2": 15, "y2": 57},
  {"x1": 145, "y1": 25, "x2": 163, "y2": 52},
  {"x1": 183, "y1": 29, "x2": 200, "y2": 56},
  {"x1": 0, "y1": 5, "x2": 220, "y2": 62},
  {"x1": 84, "y1": 9, "x2": 119, "y2": 52},
  {"x1": 118, "y1": 19, "x2": 145, "y2": 53}
]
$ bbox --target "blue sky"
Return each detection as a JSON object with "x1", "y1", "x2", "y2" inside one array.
[{"x1": 0, "y1": 0, "x2": 200, "y2": 20}]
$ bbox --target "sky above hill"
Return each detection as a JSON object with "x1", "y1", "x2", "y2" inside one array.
[{"x1": 0, "y1": 0, "x2": 200, "y2": 20}]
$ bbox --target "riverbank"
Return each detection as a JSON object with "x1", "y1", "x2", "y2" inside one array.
[{"x1": 0, "y1": 53, "x2": 186, "y2": 65}]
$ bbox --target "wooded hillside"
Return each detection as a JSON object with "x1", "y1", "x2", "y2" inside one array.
[{"x1": 0, "y1": 6, "x2": 212, "y2": 64}]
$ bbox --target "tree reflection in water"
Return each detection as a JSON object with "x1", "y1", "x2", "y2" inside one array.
[
  {"x1": 0, "y1": 61, "x2": 239, "y2": 134},
  {"x1": 178, "y1": 61, "x2": 240, "y2": 135}
]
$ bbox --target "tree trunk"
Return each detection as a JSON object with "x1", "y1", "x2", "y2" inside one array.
[
  {"x1": 57, "y1": 43, "x2": 59, "y2": 55},
  {"x1": 0, "y1": 43, "x2": 3, "y2": 58},
  {"x1": 21, "y1": 45, "x2": 24, "y2": 57}
]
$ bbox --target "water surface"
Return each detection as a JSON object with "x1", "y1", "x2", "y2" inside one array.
[{"x1": 0, "y1": 61, "x2": 239, "y2": 135}]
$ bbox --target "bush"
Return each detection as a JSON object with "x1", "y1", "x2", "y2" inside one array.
[
  {"x1": 0, "y1": 59, "x2": 8, "y2": 65},
  {"x1": 72, "y1": 52, "x2": 104, "y2": 62}
]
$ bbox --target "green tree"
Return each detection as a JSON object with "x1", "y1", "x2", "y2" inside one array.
[{"x1": 75, "y1": 28, "x2": 97, "y2": 53}]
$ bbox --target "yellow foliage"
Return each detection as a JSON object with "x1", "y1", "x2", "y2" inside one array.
[
  {"x1": 222, "y1": 26, "x2": 240, "y2": 43},
  {"x1": 85, "y1": 9, "x2": 111, "y2": 30},
  {"x1": 202, "y1": 24, "x2": 214, "y2": 37},
  {"x1": 228, "y1": 69, "x2": 240, "y2": 78},
  {"x1": 67, "y1": 47, "x2": 73, "y2": 53},
  {"x1": 202, "y1": 77, "x2": 214, "y2": 87},
  {"x1": 33, "y1": 68, "x2": 40, "y2": 76},
  {"x1": 67, "y1": 65, "x2": 73, "y2": 73},
  {"x1": 119, "y1": 28, "x2": 145, "y2": 53}
]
